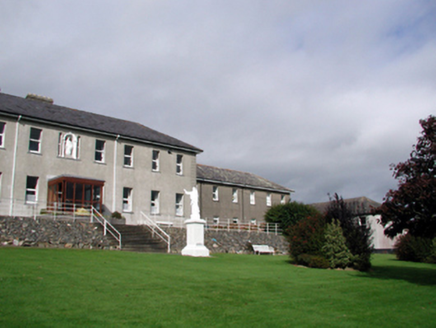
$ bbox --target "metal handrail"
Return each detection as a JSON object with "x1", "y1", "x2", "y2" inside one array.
[
  {"x1": 140, "y1": 211, "x2": 171, "y2": 253},
  {"x1": 204, "y1": 219, "x2": 282, "y2": 235},
  {"x1": 90, "y1": 207, "x2": 122, "y2": 250}
]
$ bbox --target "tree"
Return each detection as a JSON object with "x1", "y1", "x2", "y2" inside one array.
[
  {"x1": 378, "y1": 116, "x2": 436, "y2": 239},
  {"x1": 325, "y1": 194, "x2": 373, "y2": 271},
  {"x1": 264, "y1": 201, "x2": 320, "y2": 235},
  {"x1": 322, "y1": 219, "x2": 353, "y2": 269},
  {"x1": 287, "y1": 214, "x2": 329, "y2": 268}
]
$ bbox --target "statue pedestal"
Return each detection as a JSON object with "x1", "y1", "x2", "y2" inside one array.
[{"x1": 181, "y1": 218, "x2": 210, "y2": 257}]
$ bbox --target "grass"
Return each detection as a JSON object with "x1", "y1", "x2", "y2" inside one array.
[{"x1": 0, "y1": 248, "x2": 435, "y2": 327}]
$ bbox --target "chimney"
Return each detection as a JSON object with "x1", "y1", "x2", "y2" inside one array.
[{"x1": 26, "y1": 93, "x2": 54, "y2": 104}]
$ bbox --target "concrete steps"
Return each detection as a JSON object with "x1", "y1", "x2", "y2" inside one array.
[{"x1": 109, "y1": 224, "x2": 168, "y2": 253}]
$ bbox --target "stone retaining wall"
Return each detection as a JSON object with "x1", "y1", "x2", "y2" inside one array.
[
  {"x1": 1, "y1": 217, "x2": 289, "y2": 255},
  {"x1": 164, "y1": 227, "x2": 289, "y2": 255},
  {"x1": 0, "y1": 216, "x2": 116, "y2": 250}
]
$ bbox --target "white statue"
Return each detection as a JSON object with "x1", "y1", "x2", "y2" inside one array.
[
  {"x1": 182, "y1": 186, "x2": 209, "y2": 257},
  {"x1": 65, "y1": 136, "x2": 74, "y2": 156},
  {"x1": 184, "y1": 187, "x2": 200, "y2": 220}
]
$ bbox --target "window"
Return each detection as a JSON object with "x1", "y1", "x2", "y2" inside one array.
[
  {"x1": 212, "y1": 186, "x2": 219, "y2": 201},
  {"x1": 25, "y1": 176, "x2": 39, "y2": 204},
  {"x1": 281, "y1": 195, "x2": 286, "y2": 204},
  {"x1": 176, "y1": 154, "x2": 183, "y2": 175},
  {"x1": 47, "y1": 177, "x2": 104, "y2": 212},
  {"x1": 95, "y1": 140, "x2": 105, "y2": 163},
  {"x1": 28, "y1": 128, "x2": 42, "y2": 153},
  {"x1": 250, "y1": 191, "x2": 255, "y2": 205},
  {"x1": 232, "y1": 188, "x2": 238, "y2": 203},
  {"x1": 58, "y1": 132, "x2": 80, "y2": 159},
  {"x1": 175, "y1": 193, "x2": 184, "y2": 216},
  {"x1": 213, "y1": 217, "x2": 219, "y2": 225},
  {"x1": 266, "y1": 193, "x2": 272, "y2": 207},
  {"x1": 250, "y1": 218, "x2": 257, "y2": 225},
  {"x1": 232, "y1": 218, "x2": 239, "y2": 224},
  {"x1": 151, "y1": 190, "x2": 160, "y2": 214},
  {"x1": 152, "y1": 150, "x2": 159, "y2": 171},
  {"x1": 0, "y1": 122, "x2": 5, "y2": 147},
  {"x1": 122, "y1": 187, "x2": 133, "y2": 212},
  {"x1": 124, "y1": 145, "x2": 133, "y2": 167}
]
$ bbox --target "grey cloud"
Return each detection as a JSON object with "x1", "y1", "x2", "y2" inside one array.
[{"x1": 1, "y1": 0, "x2": 436, "y2": 204}]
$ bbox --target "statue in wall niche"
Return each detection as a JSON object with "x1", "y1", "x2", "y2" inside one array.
[
  {"x1": 184, "y1": 187, "x2": 200, "y2": 220},
  {"x1": 65, "y1": 135, "x2": 74, "y2": 156}
]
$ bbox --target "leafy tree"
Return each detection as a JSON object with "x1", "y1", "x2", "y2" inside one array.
[
  {"x1": 325, "y1": 194, "x2": 373, "y2": 271},
  {"x1": 287, "y1": 214, "x2": 327, "y2": 266},
  {"x1": 322, "y1": 219, "x2": 353, "y2": 269},
  {"x1": 264, "y1": 201, "x2": 320, "y2": 235},
  {"x1": 378, "y1": 115, "x2": 436, "y2": 239}
]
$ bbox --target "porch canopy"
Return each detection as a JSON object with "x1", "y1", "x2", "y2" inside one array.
[{"x1": 47, "y1": 175, "x2": 104, "y2": 212}]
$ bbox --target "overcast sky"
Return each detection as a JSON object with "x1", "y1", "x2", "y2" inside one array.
[{"x1": 1, "y1": 1, "x2": 436, "y2": 204}]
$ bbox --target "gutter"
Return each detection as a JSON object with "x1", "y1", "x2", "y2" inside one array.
[
  {"x1": 112, "y1": 134, "x2": 120, "y2": 212},
  {"x1": 0, "y1": 112, "x2": 203, "y2": 155},
  {"x1": 196, "y1": 177, "x2": 294, "y2": 194},
  {"x1": 9, "y1": 115, "x2": 22, "y2": 216}
]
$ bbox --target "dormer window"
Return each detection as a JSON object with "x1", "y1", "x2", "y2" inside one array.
[{"x1": 58, "y1": 132, "x2": 80, "y2": 159}]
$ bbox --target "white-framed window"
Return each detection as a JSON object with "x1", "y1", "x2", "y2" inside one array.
[
  {"x1": 250, "y1": 191, "x2": 255, "y2": 205},
  {"x1": 122, "y1": 187, "x2": 133, "y2": 212},
  {"x1": 176, "y1": 154, "x2": 183, "y2": 175},
  {"x1": 95, "y1": 139, "x2": 105, "y2": 163},
  {"x1": 212, "y1": 186, "x2": 219, "y2": 201},
  {"x1": 281, "y1": 195, "x2": 286, "y2": 204},
  {"x1": 0, "y1": 122, "x2": 5, "y2": 147},
  {"x1": 232, "y1": 218, "x2": 239, "y2": 224},
  {"x1": 151, "y1": 190, "x2": 160, "y2": 214},
  {"x1": 250, "y1": 218, "x2": 257, "y2": 225},
  {"x1": 213, "y1": 216, "x2": 219, "y2": 225},
  {"x1": 124, "y1": 145, "x2": 133, "y2": 167},
  {"x1": 58, "y1": 132, "x2": 80, "y2": 159},
  {"x1": 29, "y1": 127, "x2": 42, "y2": 153},
  {"x1": 175, "y1": 193, "x2": 184, "y2": 216},
  {"x1": 25, "y1": 176, "x2": 39, "y2": 204},
  {"x1": 232, "y1": 188, "x2": 238, "y2": 203},
  {"x1": 152, "y1": 150, "x2": 160, "y2": 171},
  {"x1": 266, "y1": 193, "x2": 272, "y2": 207}
]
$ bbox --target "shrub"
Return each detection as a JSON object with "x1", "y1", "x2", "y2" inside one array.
[
  {"x1": 426, "y1": 239, "x2": 436, "y2": 264},
  {"x1": 265, "y1": 202, "x2": 320, "y2": 235},
  {"x1": 325, "y1": 194, "x2": 373, "y2": 271},
  {"x1": 395, "y1": 234, "x2": 433, "y2": 262},
  {"x1": 322, "y1": 219, "x2": 353, "y2": 269},
  {"x1": 307, "y1": 255, "x2": 331, "y2": 269},
  {"x1": 111, "y1": 211, "x2": 123, "y2": 219},
  {"x1": 287, "y1": 214, "x2": 326, "y2": 264},
  {"x1": 295, "y1": 254, "x2": 330, "y2": 269}
]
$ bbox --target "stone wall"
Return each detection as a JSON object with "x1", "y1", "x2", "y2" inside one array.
[
  {"x1": 0, "y1": 216, "x2": 116, "y2": 249},
  {"x1": 0, "y1": 217, "x2": 288, "y2": 255},
  {"x1": 164, "y1": 227, "x2": 288, "y2": 255}
]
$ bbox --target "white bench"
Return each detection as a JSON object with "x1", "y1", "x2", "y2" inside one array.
[
  {"x1": 156, "y1": 221, "x2": 174, "y2": 227},
  {"x1": 252, "y1": 245, "x2": 275, "y2": 255}
]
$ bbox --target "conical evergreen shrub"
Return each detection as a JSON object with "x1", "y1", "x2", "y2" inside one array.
[{"x1": 322, "y1": 219, "x2": 353, "y2": 269}]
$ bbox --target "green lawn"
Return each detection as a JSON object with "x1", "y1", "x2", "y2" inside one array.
[{"x1": 0, "y1": 248, "x2": 435, "y2": 327}]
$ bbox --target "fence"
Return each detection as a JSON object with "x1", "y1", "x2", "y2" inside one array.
[
  {"x1": 149, "y1": 215, "x2": 282, "y2": 235},
  {"x1": 0, "y1": 198, "x2": 282, "y2": 236}
]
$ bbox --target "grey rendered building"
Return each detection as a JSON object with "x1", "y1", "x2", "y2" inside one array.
[
  {"x1": 0, "y1": 93, "x2": 202, "y2": 224},
  {"x1": 196, "y1": 164, "x2": 293, "y2": 225}
]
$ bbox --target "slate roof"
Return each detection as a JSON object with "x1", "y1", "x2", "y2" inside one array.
[
  {"x1": 0, "y1": 92, "x2": 202, "y2": 153},
  {"x1": 197, "y1": 164, "x2": 293, "y2": 193},
  {"x1": 310, "y1": 196, "x2": 381, "y2": 215}
]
